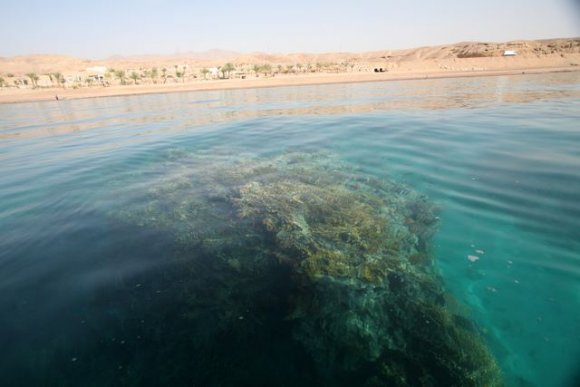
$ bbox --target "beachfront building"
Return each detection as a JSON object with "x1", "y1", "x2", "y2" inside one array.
[
  {"x1": 13, "y1": 76, "x2": 30, "y2": 88},
  {"x1": 230, "y1": 70, "x2": 248, "y2": 79},
  {"x1": 208, "y1": 67, "x2": 220, "y2": 79},
  {"x1": 86, "y1": 66, "x2": 108, "y2": 82},
  {"x1": 65, "y1": 73, "x2": 82, "y2": 86},
  {"x1": 36, "y1": 75, "x2": 53, "y2": 88}
]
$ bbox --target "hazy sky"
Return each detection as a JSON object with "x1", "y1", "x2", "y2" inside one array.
[{"x1": 1, "y1": 0, "x2": 578, "y2": 58}]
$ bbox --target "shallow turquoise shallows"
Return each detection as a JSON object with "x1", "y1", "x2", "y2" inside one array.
[{"x1": 1, "y1": 72, "x2": 579, "y2": 386}]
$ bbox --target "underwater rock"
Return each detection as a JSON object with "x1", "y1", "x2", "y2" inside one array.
[{"x1": 112, "y1": 151, "x2": 502, "y2": 386}]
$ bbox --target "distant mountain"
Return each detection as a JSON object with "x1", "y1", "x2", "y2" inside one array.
[
  {"x1": 1, "y1": 38, "x2": 578, "y2": 75},
  {"x1": 104, "y1": 49, "x2": 240, "y2": 62}
]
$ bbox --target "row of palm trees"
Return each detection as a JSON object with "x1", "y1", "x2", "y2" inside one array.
[
  {"x1": 105, "y1": 61, "x2": 350, "y2": 85},
  {"x1": 111, "y1": 65, "x2": 185, "y2": 85},
  {"x1": 0, "y1": 72, "x2": 66, "y2": 88},
  {"x1": 110, "y1": 63, "x2": 238, "y2": 85},
  {"x1": 0, "y1": 61, "x2": 358, "y2": 89}
]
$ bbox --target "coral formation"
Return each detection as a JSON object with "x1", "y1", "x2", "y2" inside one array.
[{"x1": 112, "y1": 150, "x2": 502, "y2": 386}]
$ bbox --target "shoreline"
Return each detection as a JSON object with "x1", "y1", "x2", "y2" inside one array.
[{"x1": 1, "y1": 66, "x2": 578, "y2": 105}]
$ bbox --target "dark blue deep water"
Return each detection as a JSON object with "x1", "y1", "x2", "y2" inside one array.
[{"x1": 1, "y1": 72, "x2": 579, "y2": 386}]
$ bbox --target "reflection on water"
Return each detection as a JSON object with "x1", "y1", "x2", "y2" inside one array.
[
  {"x1": 1, "y1": 72, "x2": 579, "y2": 140},
  {"x1": 0, "y1": 71, "x2": 579, "y2": 386}
]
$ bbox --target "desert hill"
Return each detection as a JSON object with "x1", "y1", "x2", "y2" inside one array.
[{"x1": 1, "y1": 38, "x2": 578, "y2": 76}]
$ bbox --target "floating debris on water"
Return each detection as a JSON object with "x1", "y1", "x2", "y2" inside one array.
[{"x1": 468, "y1": 255, "x2": 480, "y2": 262}]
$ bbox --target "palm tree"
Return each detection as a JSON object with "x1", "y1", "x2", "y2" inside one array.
[
  {"x1": 200, "y1": 68, "x2": 209, "y2": 80},
  {"x1": 51, "y1": 72, "x2": 65, "y2": 88},
  {"x1": 221, "y1": 63, "x2": 235, "y2": 79},
  {"x1": 59, "y1": 73, "x2": 66, "y2": 88},
  {"x1": 181, "y1": 66, "x2": 187, "y2": 82},
  {"x1": 130, "y1": 71, "x2": 140, "y2": 85},
  {"x1": 261, "y1": 64, "x2": 272, "y2": 77},
  {"x1": 252, "y1": 64, "x2": 261, "y2": 77},
  {"x1": 26, "y1": 72, "x2": 39, "y2": 88},
  {"x1": 150, "y1": 67, "x2": 158, "y2": 83},
  {"x1": 174, "y1": 66, "x2": 186, "y2": 83},
  {"x1": 48, "y1": 73, "x2": 56, "y2": 87},
  {"x1": 0, "y1": 77, "x2": 5, "y2": 87},
  {"x1": 115, "y1": 70, "x2": 126, "y2": 85},
  {"x1": 161, "y1": 68, "x2": 168, "y2": 84}
]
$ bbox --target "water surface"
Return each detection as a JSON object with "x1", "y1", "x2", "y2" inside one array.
[{"x1": 1, "y1": 72, "x2": 579, "y2": 386}]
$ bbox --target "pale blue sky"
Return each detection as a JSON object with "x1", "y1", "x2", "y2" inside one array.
[{"x1": 1, "y1": 0, "x2": 578, "y2": 58}]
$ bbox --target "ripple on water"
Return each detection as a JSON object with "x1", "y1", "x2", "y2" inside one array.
[{"x1": 0, "y1": 72, "x2": 579, "y2": 386}]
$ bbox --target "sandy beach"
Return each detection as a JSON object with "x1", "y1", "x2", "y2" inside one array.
[
  {"x1": 1, "y1": 66, "x2": 578, "y2": 105},
  {"x1": 0, "y1": 67, "x2": 577, "y2": 104}
]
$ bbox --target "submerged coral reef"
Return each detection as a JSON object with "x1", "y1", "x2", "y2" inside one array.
[{"x1": 113, "y1": 151, "x2": 502, "y2": 386}]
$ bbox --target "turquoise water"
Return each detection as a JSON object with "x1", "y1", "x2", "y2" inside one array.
[{"x1": 1, "y1": 72, "x2": 579, "y2": 386}]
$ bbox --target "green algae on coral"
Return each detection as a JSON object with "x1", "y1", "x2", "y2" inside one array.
[{"x1": 112, "y1": 150, "x2": 502, "y2": 386}]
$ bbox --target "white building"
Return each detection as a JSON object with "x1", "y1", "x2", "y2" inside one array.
[
  {"x1": 503, "y1": 50, "x2": 517, "y2": 56},
  {"x1": 208, "y1": 67, "x2": 220, "y2": 79}
]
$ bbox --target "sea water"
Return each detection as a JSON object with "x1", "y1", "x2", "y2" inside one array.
[{"x1": 0, "y1": 72, "x2": 579, "y2": 386}]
